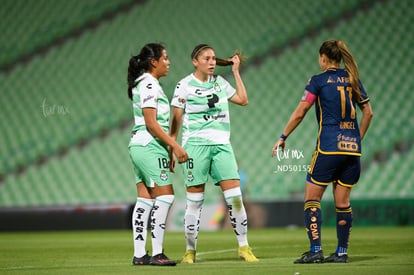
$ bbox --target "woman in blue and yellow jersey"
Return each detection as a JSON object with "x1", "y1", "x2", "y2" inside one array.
[
  {"x1": 127, "y1": 43, "x2": 188, "y2": 266},
  {"x1": 272, "y1": 40, "x2": 373, "y2": 264}
]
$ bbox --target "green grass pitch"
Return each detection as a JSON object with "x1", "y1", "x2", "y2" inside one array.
[{"x1": 1, "y1": 226, "x2": 413, "y2": 274}]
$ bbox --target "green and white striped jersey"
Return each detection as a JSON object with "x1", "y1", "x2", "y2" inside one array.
[
  {"x1": 171, "y1": 74, "x2": 236, "y2": 146},
  {"x1": 129, "y1": 73, "x2": 170, "y2": 146}
]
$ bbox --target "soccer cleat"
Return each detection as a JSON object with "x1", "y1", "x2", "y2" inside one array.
[
  {"x1": 181, "y1": 249, "x2": 196, "y2": 264},
  {"x1": 132, "y1": 253, "x2": 151, "y2": 265},
  {"x1": 238, "y1": 245, "x2": 259, "y2": 262},
  {"x1": 150, "y1": 252, "x2": 177, "y2": 266},
  {"x1": 294, "y1": 250, "x2": 324, "y2": 264},
  {"x1": 324, "y1": 253, "x2": 348, "y2": 263}
]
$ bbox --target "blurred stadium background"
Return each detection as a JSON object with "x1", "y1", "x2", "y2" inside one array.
[{"x1": 0, "y1": 0, "x2": 413, "y2": 230}]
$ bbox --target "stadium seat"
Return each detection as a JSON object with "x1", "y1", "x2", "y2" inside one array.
[{"x1": 0, "y1": 0, "x2": 412, "y2": 207}]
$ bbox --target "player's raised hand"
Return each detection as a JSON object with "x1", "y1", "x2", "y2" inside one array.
[{"x1": 230, "y1": 54, "x2": 241, "y2": 72}]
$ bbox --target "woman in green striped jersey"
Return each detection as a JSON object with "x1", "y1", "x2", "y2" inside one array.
[
  {"x1": 127, "y1": 43, "x2": 188, "y2": 266},
  {"x1": 170, "y1": 44, "x2": 258, "y2": 263}
]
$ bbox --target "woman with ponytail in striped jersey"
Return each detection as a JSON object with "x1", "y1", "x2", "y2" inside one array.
[
  {"x1": 170, "y1": 44, "x2": 258, "y2": 263},
  {"x1": 127, "y1": 43, "x2": 188, "y2": 266}
]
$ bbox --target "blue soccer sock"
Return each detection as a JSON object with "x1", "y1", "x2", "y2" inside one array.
[
  {"x1": 335, "y1": 205, "x2": 352, "y2": 255},
  {"x1": 304, "y1": 200, "x2": 322, "y2": 253}
]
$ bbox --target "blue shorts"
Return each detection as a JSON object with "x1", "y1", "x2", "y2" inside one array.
[{"x1": 306, "y1": 151, "x2": 361, "y2": 188}]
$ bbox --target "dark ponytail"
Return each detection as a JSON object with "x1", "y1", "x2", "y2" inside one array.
[
  {"x1": 127, "y1": 55, "x2": 143, "y2": 100},
  {"x1": 127, "y1": 43, "x2": 166, "y2": 100}
]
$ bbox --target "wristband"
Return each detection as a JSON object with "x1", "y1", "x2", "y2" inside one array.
[{"x1": 280, "y1": 134, "x2": 287, "y2": 140}]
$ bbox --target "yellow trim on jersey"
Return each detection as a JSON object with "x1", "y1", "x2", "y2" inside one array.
[
  {"x1": 317, "y1": 149, "x2": 362, "y2": 156},
  {"x1": 316, "y1": 97, "x2": 323, "y2": 151},
  {"x1": 358, "y1": 97, "x2": 370, "y2": 105}
]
